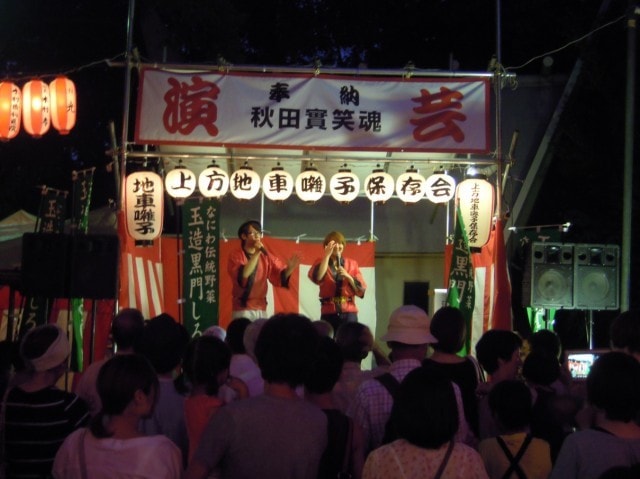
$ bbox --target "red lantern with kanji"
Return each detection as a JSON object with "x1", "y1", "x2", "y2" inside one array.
[
  {"x1": 49, "y1": 76, "x2": 76, "y2": 135},
  {"x1": 22, "y1": 80, "x2": 50, "y2": 138},
  {"x1": 0, "y1": 82, "x2": 21, "y2": 141}
]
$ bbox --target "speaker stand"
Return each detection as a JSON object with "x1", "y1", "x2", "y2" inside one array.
[{"x1": 587, "y1": 310, "x2": 594, "y2": 349}]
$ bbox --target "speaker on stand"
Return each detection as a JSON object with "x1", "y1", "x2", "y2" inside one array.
[
  {"x1": 527, "y1": 242, "x2": 575, "y2": 310},
  {"x1": 573, "y1": 244, "x2": 620, "y2": 348}
]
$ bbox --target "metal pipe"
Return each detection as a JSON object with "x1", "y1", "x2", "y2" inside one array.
[{"x1": 119, "y1": 0, "x2": 136, "y2": 212}]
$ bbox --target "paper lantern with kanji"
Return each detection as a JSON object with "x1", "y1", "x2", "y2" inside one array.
[
  {"x1": 22, "y1": 80, "x2": 50, "y2": 137},
  {"x1": 49, "y1": 76, "x2": 76, "y2": 135},
  {"x1": 329, "y1": 167, "x2": 360, "y2": 204},
  {"x1": 364, "y1": 168, "x2": 394, "y2": 204},
  {"x1": 263, "y1": 166, "x2": 294, "y2": 202},
  {"x1": 395, "y1": 167, "x2": 425, "y2": 204},
  {"x1": 0, "y1": 82, "x2": 21, "y2": 141},
  {"x1": 125, "y1": 171, "x2": 164, "y2": 241},
  {"x1": 455, "y1": 177, "x2": 495, "y2": 248},
  {"x1": 198, "y1": 163, "x2": 229, "y2": 198},
  {"x1": 165, "y1": 166, "x2": 197, "y2": 198},
  {"x1": 295, "y1": 166, "x2": 326, "y2": 203},
  {"x1": 425, "y1": 172, "x2": 456, "y2": 203},
  {"x1": 230, "y1": 166, "x2": 261, "y2": 200}
]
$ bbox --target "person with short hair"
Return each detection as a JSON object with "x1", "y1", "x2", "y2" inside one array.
[
  {"x1": 75, "y1": 307, "x2": 145, "y2": 417},
  {"x1": 4, "y1": 324, "x2": 90, "y2": 478},
  {"x1": 475, "y1": 329, "x2": 524, "y2": 440},
  {"x1": 53, "y1": 354, "x2": 182, "y2": 478},
  {"x1": 227, "y1": 220, "x2": 300, "y2": 321},
  {"x1": 138, "y1": 313, "x2": 190, "y2": 465},
  {"x1": 478, "y1": 380, "x2": 552, "y2": 479},
  {"x1": 550, "y1": 352, "x2": 640, "y2": 478},
  {"x1": 610, "y1": 310, "x2": 640, "y2": 361},
  {"x1": 185, "y1": 313, "x2": 327, "y2": 479},
  {"x1": 423, "y1": 306, "x2": 485, "y2": 438},
  {"x1": 363, "y1": 367, "x2": 488, "y2": 479},
  {"x1": 308, "y1": 231, "x2": 367, "y2": 333}
]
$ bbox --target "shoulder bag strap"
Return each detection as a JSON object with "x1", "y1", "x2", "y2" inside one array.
[
  {"x1": 496, "y1": 434, "x2": 531, "y2": 479},
  {"x1": 78, "y1": 428, "x2": 89, "y2": 479},
  {"x1": 340, "y1": 416, "x2": 354, "y2": 477},
  {"x1": 0, "y1": 387, "x2": 12, "y2": 479},
  {"x1": 433, "y1": 441, "x2": 454, "y2": 479}
]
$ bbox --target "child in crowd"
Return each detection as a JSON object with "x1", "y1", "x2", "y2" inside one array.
[
  {"x1": 182, "y1": 335, "x2": 248, "y2": 463},
  {"x1": 479, "y1": 379, "x2": 552, "y2": 479}
]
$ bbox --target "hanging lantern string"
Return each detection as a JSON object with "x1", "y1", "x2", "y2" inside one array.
[{"x1": 0, "y1": 52, "x2": 127, "y2": 83}]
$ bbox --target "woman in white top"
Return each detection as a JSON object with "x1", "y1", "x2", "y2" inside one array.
[{"x1": 53, "y1": 354, "x2": 183, "y2": 478}]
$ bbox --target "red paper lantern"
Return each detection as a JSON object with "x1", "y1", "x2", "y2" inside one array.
[
  {"x1": 22, "y1": 79, "x2": 51, "y2": 137},
  {"x1": 0, "y1": 82, "x2": 21, "y2": 141},
  {"x1": 49, "y1": 76, "x2": 76, "y2": 135}
]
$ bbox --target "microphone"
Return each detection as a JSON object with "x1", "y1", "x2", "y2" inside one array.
[
  {"x1": 336, "y1": 250, "x2": 341, "y2": 268},
  {"x1": 260, "y1": 246, "x2": 268, "y2": 256}
]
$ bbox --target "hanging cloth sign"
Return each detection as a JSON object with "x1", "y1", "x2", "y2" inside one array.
[
  {"x1": 136, "y1": 68, "x2": 490, "y2": 154},
  {"x1": 181, "y1": 197, "x2": 220, "y2": 336}
]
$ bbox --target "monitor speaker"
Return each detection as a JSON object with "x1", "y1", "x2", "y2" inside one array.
[
  {"x1": 573, "y1": 244, "x2": 619, "y2": 310},
  {"x1": 528, "y1": 242, "x2": 574, "y2": 309},
  {"x1": 69, "y1": 235, "x2": 119, "y2": 299},
  {"x1": 21, "y1": 233, "x2": 71, "y2": 297}
]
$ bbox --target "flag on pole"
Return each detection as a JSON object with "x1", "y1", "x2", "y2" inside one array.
[{"x1": 446, "y1": 206, "x2": 475, "y2": 355}]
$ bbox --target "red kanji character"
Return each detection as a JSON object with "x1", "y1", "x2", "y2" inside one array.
[
  {"x1": 163, "y1": 76, "x2": 220, "y2": 136},
  {"x1": 410, "y1": 87, "x2": 467, "y2": 143}
]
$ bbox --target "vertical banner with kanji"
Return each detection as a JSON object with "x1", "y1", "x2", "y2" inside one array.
[
  {"x1": 19, "y1": 187, "x2": 69, "y2": 338},
  {"x1": 69, "y1": 168, "x2": 95, "y2": 372},
  {"x1": 446, "y1": 206, "x2": 475, "y2": 355},
  {"x1": 182, "y1": 197, "x2": 219, "y2": 337}
]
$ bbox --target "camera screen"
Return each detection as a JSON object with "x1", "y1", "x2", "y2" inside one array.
[{"x1": 567, "y1": 352, "x2": 598, "y2": 379}]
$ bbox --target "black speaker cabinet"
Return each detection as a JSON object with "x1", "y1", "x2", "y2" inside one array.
[
  {"x1": 21, "y1": 233, "x2": 71, "y2": 297},
  {"x1": 69, "y1": 235, "x2": 119, "y2": 299},
  {"x1": 529, "y1": 242, "x2": 574, "y2": 309},
  {"x1": 574, "y1": 244, "x2": 619, "y2": 310}
]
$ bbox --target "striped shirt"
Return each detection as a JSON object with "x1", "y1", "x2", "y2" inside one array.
[{"x1": 5, "y1": 386, "x2": 90, "y2": 478}]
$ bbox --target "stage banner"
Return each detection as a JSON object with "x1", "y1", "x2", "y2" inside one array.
[
  {"x1": 19, "y1": 187, "x2": 69, "y2": 337},
  {"x1": 446, "y1": 206, "x2": 475, "y2": 355},
  {"x1": 181, "y1": 197, "x2": 220, "y2": 336},
  {"x1": 135, "y1": 68, "x2": 490, "y2": 154},
  {"x1": 69, "y1": 167, "x2": 95, "y2": 372}
]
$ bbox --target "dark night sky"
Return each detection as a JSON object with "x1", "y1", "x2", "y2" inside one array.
[{"x1": 0, "y1": 1, "x2": 637, "y2": 324}]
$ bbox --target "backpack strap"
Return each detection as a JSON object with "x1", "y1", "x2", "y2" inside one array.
[
  {"x1": 433, "y1": 441, "x2": 455, "y2": 479},
  {"x1": 374, "y1": 372, "x2": 401, "y2": 399},
  {"x1": 495, "y1": 434, "x2": 533, "y2": 479}
]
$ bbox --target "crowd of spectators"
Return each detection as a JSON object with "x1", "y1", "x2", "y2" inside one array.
[{"x1": 1, "y1": 306, "x2": 640, "y2": 479}]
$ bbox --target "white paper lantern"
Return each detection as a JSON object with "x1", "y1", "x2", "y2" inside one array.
[
  {"x1": 263, "y1": 166, "x2": 294, "y2": 201},
  {"x1": 198, "y1": 164, "x2": 229, "y2": 198},
  {"x1": 165, "y1": 166, "x2": 197, "y2": 198},
  {"x1": 425, "y1": 172, "x2": 456, "y2": 203},
  {"x1": 49, "y1": 76, "x2": 76, "y2": 135},
  {"x1": 230, "y1": 166, "x2": 261, "y2": 200},
  {"x1": 455, "y1": 177, "x2": 495, "y2": 248},
  {"x1": 395, "y1": 167, "x2": 425, "y2": 204},
  {"x1": 125, "y1": 171, "x2": 164, "y2": 241},
  {"x1": 330, "y1": 167, "x2": 360, "y2": 204},
  {"x1": 295, "y1": 167, "x2": 326, "y2": 203},
  {"x1": 364, "y1": 168, "x2": 395, "y2": 204},
  {"x1": 22, "y1": 79, "x2": 50, "y2": 138}
]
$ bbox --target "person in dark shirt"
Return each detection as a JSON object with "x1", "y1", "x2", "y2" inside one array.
[{"x1": 4, "y1": 324, "x2": 89, "y2": 478}]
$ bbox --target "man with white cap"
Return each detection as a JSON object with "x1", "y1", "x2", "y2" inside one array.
[
  {"x1": 349, "y1": 305, "x2": 471, "y2": 453},
  {"x1": 3, "y1": 324, "x2": 89, "y2": 478}
]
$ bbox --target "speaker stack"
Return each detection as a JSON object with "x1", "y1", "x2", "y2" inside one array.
[
  {"x1": 524, "y1": 242, "x2": 620, "y2": 311},
  {"x1": 21, "y1": 233, "x2": 119, "y2": 299}
]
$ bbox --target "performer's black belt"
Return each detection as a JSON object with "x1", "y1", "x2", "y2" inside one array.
[{"x1": 320, "y1": 296, "x2": 353, "y2": 305}]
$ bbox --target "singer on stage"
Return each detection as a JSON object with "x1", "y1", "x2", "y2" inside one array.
[
  {"x1": 228, "y1": 220, "x2": 300, "y2": 321},
  {"x1": 308, "y1": 231, "x2": 367, "y2": 333}
]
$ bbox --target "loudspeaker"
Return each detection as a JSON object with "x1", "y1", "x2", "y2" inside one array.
[
  {"x1": 574, "y1": 244, "x2": 619, "y2": 310},
  {"x1": 21, "y1": 233, "x2": 71, "y2": 297},
  {"x1": 529, "y1": 242, "x2": 574, "y2": 309},
  {"x1": 69, "y1": 235, "x2": 119, "y2": 299}
]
